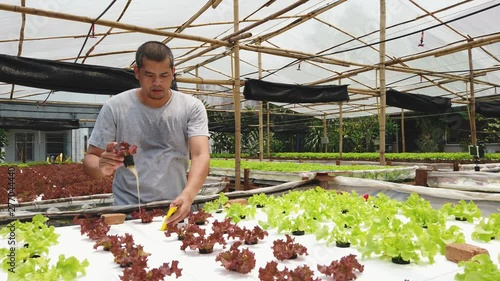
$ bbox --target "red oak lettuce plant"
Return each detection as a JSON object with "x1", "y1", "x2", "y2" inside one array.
[
  {"x1": 317, "y1": 254, "x2": 364, "y2": 281},
  {"x1": 272, "y1": 234, "x2": 308, "y2": 260},
  {"x1": 215, "y1": 241, "x2": 256, "y2": 274}
]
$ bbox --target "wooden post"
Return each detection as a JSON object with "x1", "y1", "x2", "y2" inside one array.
[
  {"x1": 323, "y1": 113, "x2": 327, "y2": 153},
  {"x1": 401, "y1": 109, "x2": 406, "y2": 152},
  {"x1": 468, "y1": 43, "x2": 477, "y2": 146},
  {"x1": 244, "y1": 168, "x2": 250, "y2": 190},
  {"x1": 313, "y1": 172, "x2": 336, "y2": 190},
  {"x1": 266, "y1": 102, "x2": 270, "y2": 158},
  {"x1": 339, "y1": 102, "x2": 343, "y2": 158},
  {"x1": 257, "y1": 41, "x2": 264, "y2": 161},
  {"x1": 195, "y1": 67, "x2": 199, "y2": 92},
  {"x1": 415, "y1": 169, "x2": 429, "y2": 187},
  {"x1": 232, "y1": 0, "x2": 242, "y2": 190},
  {"x1": 378, "y1": 0, "x2": 387, "y2": 165}
]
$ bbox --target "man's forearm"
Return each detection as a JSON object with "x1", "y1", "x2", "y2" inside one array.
[
  {"x1": 183, "y1": 155, "x2": 210, "y2": 202},
  {"x1": 82, "y1": 154, "x2": 106, "y2": 179}
]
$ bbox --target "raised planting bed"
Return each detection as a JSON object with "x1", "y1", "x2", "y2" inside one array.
[
  {"x1": 1, "y1": 188, "x2": 498, "y2": 281},
  {"x1": 209, "y1": 159, "x2": 417, "y2": 183},
  {"x1": 426, "y1": 171, "x2": 500, "y2": 193}
]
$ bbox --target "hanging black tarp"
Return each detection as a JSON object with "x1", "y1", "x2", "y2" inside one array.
[
  {"x1": 270, "y1": 125, "x2": 309, "y2": 134},
  {"x1": 209, "y1": 124, "x2": 251, "y2": 133},
  {"x1": 0, "y1": 54, "x2": 178, "y2": 95},
  {"x1": 243, "y1": 79, "x2": 349, "y2": 103},
  {"x1": 0, "y1": 117, "x2": 79, "y2": 131},
  {"x1": 476, "y1": 99, "x2": 500, "y2": 118},
  {"x1": 386, "y1": 89, "x2": 451, "y2": 113}
]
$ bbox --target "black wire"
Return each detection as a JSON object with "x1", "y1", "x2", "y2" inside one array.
[
  {"x1": 74, "y1": 0, "x2": 117, "y2": 63},
  {"x1": 322, "y1": 3, "x2": 500, "y2": 57},
  {"x1": 261, "y1": 2, "x2": 500, "y2": 80}
]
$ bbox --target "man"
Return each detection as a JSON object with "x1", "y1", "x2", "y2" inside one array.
[{"x1": 83, "y1": 41, "x2": 210, "y2": 226}]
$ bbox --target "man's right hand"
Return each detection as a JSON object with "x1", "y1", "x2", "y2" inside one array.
[
  {"x1": 99, "y1": 142, "x2": 125, "y2": 175},
  {"x1": 83, "y1": 142, "x2": 124, "y2": 178}
]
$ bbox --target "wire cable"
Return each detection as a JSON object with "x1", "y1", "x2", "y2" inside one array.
[
  {"x1": 261, "y1": 2, "x2": 500, "y2": 80},
  {"x1": 74, "y1": 0, "x2": 117, "y2": 63}
]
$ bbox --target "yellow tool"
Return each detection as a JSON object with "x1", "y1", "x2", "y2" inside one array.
[{"x1": 160, "y1": 206, "x2": 178, "y2": 231}]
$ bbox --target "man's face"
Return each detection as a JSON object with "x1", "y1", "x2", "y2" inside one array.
[{"x1": 134, "y1": 58, "x2": 175, "y2": 103}]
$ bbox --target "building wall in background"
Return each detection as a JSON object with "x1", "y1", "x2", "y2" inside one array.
[{"x1": 4, "y1": 128, "x2": 88, "y2": 163}]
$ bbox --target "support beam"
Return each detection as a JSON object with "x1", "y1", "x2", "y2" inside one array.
[
  {"x1": 378, "y1": 0, "x2": 387, "y2": 165},
  {"x1": 232, "y1": 0, "x2": 242, "y2": 191},
  {"x1": 468, "y1": 43, "x2": 477, "y2": 146}
]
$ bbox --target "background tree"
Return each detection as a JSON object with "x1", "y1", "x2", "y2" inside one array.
[{"x1": 0, "y1": 129, "x2": 6, "y2": 161}]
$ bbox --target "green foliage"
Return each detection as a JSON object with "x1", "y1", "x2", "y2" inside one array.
[
  {"x1": 315, "y1": 224, "x2": 366, "y2": 247},
  {"x1": 361, "y1": 217, "x2": 440, "y2": 264},
  {"x1": 248, "y1": 193, "x2": 274, "y2": 208},
  {"x1": 210, "y1": 159, "x2": 386, "y2": 172},
  {"x1": 416, "y1": 117, "x2": 446, "y2": 152},
  {"x1": 0, "y1": 129, "x2": 7, "y2": 161},
  {"x1": 472, "y1": 213, "x2": 500, "y2": 242},
  {"x1": 0, "y1": 214, "x2": 89, "y2": 280},
  {"x1": 225, "y1": 203, "x2": 257, "y2": 223},
  {"x1": 455, "y1": 254, "x2": 500, "y2": 281},
  {"x1": 202, "y1": 192, "x2": 229, "y2": 213},
  {"x1": 477, "y1": 114, "x2": 500, "y2": 144},
  {"x1": 402, "y1": 193, "x2": 446, "y2": 228},
  {"x1": 211, "y1": 152, "x2": 500, "y2": 162},
  {"x1": 440, "y1": 200, "x2": 482, "y2": 222},
  {"x1": 426, "y1": 224, "x2": 465, "y2": 255}
]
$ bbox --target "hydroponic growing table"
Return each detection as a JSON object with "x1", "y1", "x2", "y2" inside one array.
[{"x1": 1, "y1": 209, "x2": 498, "y2": 281}]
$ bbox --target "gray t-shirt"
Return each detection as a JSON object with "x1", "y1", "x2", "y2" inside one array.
[{"x1": 89, "y1": 88, "x2": 209, "y2": 205}]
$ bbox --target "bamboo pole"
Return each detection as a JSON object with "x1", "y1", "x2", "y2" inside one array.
[
  {"x1": 233, "y1": 0, "x2": 242, "y2": 191},
  {"x1": 339, "y1": 102, "x2": 343, "y2": 158},
  {"x1": 179, "y1": 0, "x2": 313, "y2": 71},
  {"x1": 176, "y1": 76, "x2": 235, "y2": 85},
  {"x1": 267, "y1": 102, "x2": 270, "y2": 158},
  {"x1": 82, "y1": 0, "x2": 132, "y2": 64},
  {"x1": 258, "y1": 41, "x2": 264, "y2": 161},
  {"x1": 0, "y1": 16, "x2": 303, "y2": 44},
  {"x1": 228, "y1": 32, "x2": 252, "y2": 44},
  {"x1": 313, "y1": 15, "x2": 462, "y2": 98},
  {"x1": 468, "y1": 44, "x2": 477, "y2": 146},
  {"x1": 0, "y1": 3, "x2": 234, "y2": 47},
  {"x1": 234, "y1": 0, "x2": 308, "y2": 40},
  {"x1": 323, "y1": 113, "x2": 327, "y2": 153},
  {"x1": 256, "y1": 0, "x2": 347, "y2": 42},
  {"x1": 162, "y1": 0, "x2": 215, "y2": 46},
  {"x1": 378, "y1": 0, "x2": 387, "y2": 165},
  {"x1": 401, "y1": 109, "x2": 406, "y2": 152},
  {"x1": 195, "y1": 67, "x2": 200, "y2": 92},
  {"x1": 311, "y1": 33, "x2": 500, "y2": 87},
  {"x1": 385, "y1": 65, "x2": 498, "y2": 88},
  {"x1": 10, "y1": 0, "x2": 25, "y2": 99}
]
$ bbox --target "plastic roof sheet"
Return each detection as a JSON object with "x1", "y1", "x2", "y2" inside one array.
[{"x1": 0, "y1": 0, "x2": 499, "y2": 119}]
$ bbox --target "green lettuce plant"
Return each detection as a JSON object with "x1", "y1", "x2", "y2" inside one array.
[
  {"x1": 315, "y1": 224, "x2": 366, "y2": 248},
  {"x1": 202, "y1": 192, "x2": 228, "y2": 213},
  {"x1": 0, "y1": 214, "x2": 60, "y2": 267},
  {"x1": 225, "y1": 203, "x2": 257, "y2": 223},
  {"x1": 248, "y1": 193, "x2": 275, "y2": 208},
  {"x1": 11, "y1": 255, "x2": 89, "y2": 281},
  {"x1": 440, "y1": 200, "x2": 481, "y2": 222},
  {"x1": 0, "y1": 214, "x2": 89, "y2": 280},
  {"x1": 472, "y1": 213, "x2": 500, "y2": 242},
  {"x1": 426, "y1": 224, "x2": 465, "y2": 255},
  {"x1": 361, "y1": 217, "x2": 439, "y2": 264},
  {"x1": 402, "y1": 193, "x2": 445, "y2": 228},
  {"x1": 367, "y1": 193, "x2": 401, "y2": 211},
  {"x1": 455, "y1": 254, "x2": 500, "y2": 281},
  {"x1": 275, "y1": 214, "x2": 319, "y2": 235}
]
